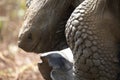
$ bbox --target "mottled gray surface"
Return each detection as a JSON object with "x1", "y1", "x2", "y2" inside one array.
[{"x1": 41, "y1": 48, "x2": 74, "y2": 80}]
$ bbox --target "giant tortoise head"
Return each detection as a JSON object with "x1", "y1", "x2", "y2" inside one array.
[{"x1": 18, "y1": 0, "x2": 83, "y2": 53}]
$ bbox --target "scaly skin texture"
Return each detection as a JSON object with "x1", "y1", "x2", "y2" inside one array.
[{"x1": 66, "y1": 0, "x2": 120, "y2": 80}]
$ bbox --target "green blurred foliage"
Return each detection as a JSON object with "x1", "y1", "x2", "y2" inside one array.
[
  {"x1": 0, "y1": 21, "x2": 3, "y2": 30},
  {"x1": 0, "y1": 0, "x2": 26, "y2": 43}
]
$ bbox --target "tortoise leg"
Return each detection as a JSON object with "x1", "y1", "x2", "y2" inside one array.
[{"x1": 66, "y1": 0, "x2": 120, "y2": 80}]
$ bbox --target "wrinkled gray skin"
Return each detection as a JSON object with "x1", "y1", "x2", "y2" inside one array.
[{"x1": 18, "y1": 0, "x2": 120, "y2": 80}]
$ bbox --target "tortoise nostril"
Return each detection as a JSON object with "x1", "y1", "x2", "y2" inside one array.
[{"x1": 28, "y1": 33, "x2": 32, "y2": 40}]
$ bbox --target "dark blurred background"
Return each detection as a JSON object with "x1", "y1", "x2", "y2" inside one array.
[{"x1": 0, "y1": 0, "x2": 43, "y2": 80}]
